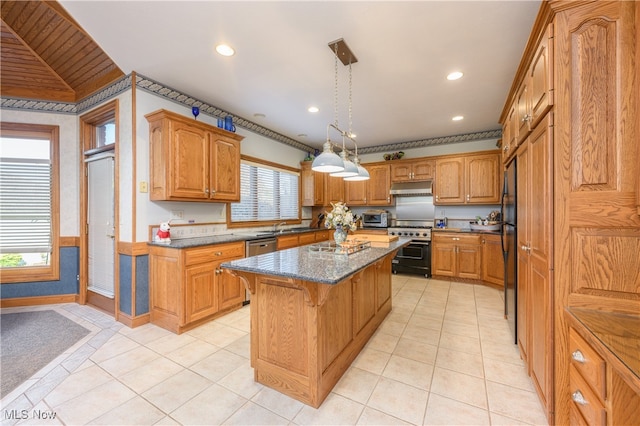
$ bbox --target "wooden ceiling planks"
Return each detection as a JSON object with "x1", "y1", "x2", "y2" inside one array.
[{"x1": 0, "y1": 0, "x2": 124, "y2": 103}]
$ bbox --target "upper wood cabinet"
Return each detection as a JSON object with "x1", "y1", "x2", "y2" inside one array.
[
  {"x1": 301, "y1": 161, "x2": 325, "y2": 206},
  {"x1": 390, "y1": 159, "x2": 435, "y2": 182},
  {"x1": 146, "y1": 109, "x2": 243, "y2": 202},
  {"x1": 345, "y1": 163, "x2": 392, "y2": 206},
  {"x1": 503, "y1": 24, "x2": 554, "y2": 163},
  {"x1": 300, "y1": 161, "x2": 345, "y2": 207},
  {"x1": 434, "y1": 151, "x2": 501, "y2": 205}
]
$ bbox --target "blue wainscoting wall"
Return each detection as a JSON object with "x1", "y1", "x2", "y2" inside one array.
[
  {"x1": 136, "y1": 255, "x2": 149, "y2": 316},
  {"x1": 0, "y1": 247, "x2": 79, "y2": 298},
  {"x1": 118, "y1": 253, "x2": 149, "y2": 317}
]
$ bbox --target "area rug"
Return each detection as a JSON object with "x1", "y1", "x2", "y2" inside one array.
[{"x1": 1, "y1": 310, "x2": 90, "y2": 398}]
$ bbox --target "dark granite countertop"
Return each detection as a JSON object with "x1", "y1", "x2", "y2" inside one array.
[
  {"x1": 147, "y1": 227, "x2": 323, "y2": 249},
  {"x1": 566, "y1": 307, "x2": 640, "y2": 385},
  {"x1": 221, "y1": 238, "x2": 410, "y2": 285}
]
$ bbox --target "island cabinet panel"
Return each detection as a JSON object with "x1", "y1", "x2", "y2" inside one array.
[
  {"x1": 376, "y1": 256, "x2": 392, "y2": 309},
  {"x1": 320, "y1": 281, "x2": 353, "y2": 371},
  {"x1": 352, "y1": 266, "x2": 376, "y2": 334},
  {"x1": 256, "y1": 278, "x2": 309, "y2": 376},
  {"x1": 236, "y1": 252, "x2": 395, "y2": 408}
]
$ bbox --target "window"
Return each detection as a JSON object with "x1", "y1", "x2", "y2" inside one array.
[
  {"x1": 0, "y1": 122, "x2": 59, "y2": 283},
  {"x1": 230, "y1": 158, "x2": 299, "y2": 224}
]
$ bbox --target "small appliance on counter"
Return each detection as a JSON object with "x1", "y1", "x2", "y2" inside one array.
[
  {"x1": 361, "y1": 210, "x2": 389, "y2": 228},
  {"x1": 435, "y1": 217, "x2": 448, "y2": 229}
]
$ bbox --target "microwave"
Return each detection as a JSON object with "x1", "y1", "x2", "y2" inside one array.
[{"x1": 361, "y1": 210, "x2": 389, "y2": 228}]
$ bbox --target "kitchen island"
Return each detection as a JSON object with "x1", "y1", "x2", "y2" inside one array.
[{"x1": 221, "y1": 239, "x2": 408, "y2": 407}]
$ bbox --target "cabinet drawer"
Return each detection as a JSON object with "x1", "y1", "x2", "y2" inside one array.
[
  {"x1": 298, "y1": 232, "x2": 316, "y2": 246},
  {"x1": 570, "y1": 365, "x2": 606, "y2": 426},
  {"x1": 315, "y1": 230, "x2": 329, "y2": 241},
  {"x1": 570, "y1": 328, "x2": 606, "y2": 401},
  {"x1": 185, "y1": 242, "x2": 245, "y2": 265},
  {"x1": 433, "y1": 233, "x2": 481, "y2": 245}
]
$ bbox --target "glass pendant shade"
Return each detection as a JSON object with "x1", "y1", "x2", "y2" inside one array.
[
  {"x1": 312, "y1": 141, "x2": 344, "y2": 173},
  {"x1": 343, "y1": 158, "x2": 370, "y2": 181},
  {"x1": 330, "y1": 151, "x2": 358, "y2": 177}
]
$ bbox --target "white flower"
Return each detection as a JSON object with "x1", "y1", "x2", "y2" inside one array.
[{"x1": 324, "y1": 202, "x2": 358, "y2": 232}]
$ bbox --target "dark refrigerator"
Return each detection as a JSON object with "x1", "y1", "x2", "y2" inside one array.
[{"x1": 501, "y1": 160, "x2": 517, "y2": 344}]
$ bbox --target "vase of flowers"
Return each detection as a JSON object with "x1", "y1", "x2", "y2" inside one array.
[{"x1": 324, "y1": 202, "x2": 357, "y2": 245}]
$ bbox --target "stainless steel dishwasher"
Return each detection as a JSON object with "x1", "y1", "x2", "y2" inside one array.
[{"x1": 244, "y1": 237, "x2": 277, "y2": 303}]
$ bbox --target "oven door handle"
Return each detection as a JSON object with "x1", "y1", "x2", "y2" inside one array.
[{"x1": 407, "y1": 241, "x2": 431, "y2": 245}]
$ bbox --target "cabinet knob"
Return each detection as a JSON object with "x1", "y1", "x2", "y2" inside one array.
[
  {"x1": 387, "y1": 197, "x2": 390, "y2": 203},
  {"x1": 215, "y1": 269, "x2": 222, "y2": 275},
  {"x1": 571, "y1": 350, "x2": 586, "y2": 363},
  {"x1": 571, "y1": 390, "x2": 588, "y2": 406},
  {"x1": 521, "y1": 114, "x2": 531, "y2": 123},
  {"x1": 435, "y1": 195, "x2": 439, "y2": 201},
  {"x1": 466, "y1": 194, "x2": 470, "y2": 201},
  {"x1": 215, "y1": 251, "x2": 222, "y2": 256},
  {"x1": 205, "y1": 188, "x2": 210, "y2": 194}
]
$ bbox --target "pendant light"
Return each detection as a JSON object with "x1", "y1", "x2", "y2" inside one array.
[{"x1": 312, "y1": 39, "x2": 368, "y2": 180}]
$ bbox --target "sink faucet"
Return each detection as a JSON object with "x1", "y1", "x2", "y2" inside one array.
[{"x1": 273, "y1": 221, "x2": 287, "y2": 232}]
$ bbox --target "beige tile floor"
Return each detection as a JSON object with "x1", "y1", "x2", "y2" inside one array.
[{"x1": 1, "y1": 275, "x2": 548, "y2": 425}]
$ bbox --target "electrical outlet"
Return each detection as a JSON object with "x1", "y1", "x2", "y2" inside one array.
[
  {"x1": 139, "y1": 181, "x2": 148, "y2": 193},
  {"x1": 170, "y1": 210, "x2": 184, "y2": 220}
]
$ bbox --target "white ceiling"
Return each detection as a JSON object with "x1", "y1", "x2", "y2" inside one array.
[{"x1": 60, "y1": 1, "x2": 540, "y2": 150}]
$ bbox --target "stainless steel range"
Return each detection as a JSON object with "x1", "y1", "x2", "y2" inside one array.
[
  {"x1": 388, "y1": 190, "x2": 435, "y2": 278},
  {"x1": 388, "y1": 220, "x2": 433, "y2": 278}
]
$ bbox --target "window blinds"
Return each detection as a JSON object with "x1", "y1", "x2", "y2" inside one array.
[
  {"x1": 0, "y1": 159, "x2": 52, "y2": 253},
  {"x1": 231, "y1": 161, "x2": 299, "y2": 222}
]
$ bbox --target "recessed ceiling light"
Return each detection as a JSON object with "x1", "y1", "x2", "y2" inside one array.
[
  {"x1": 308, "y1": 106, "x2": 319, "y2": 113},
  {"x1": 297, "y1": 133, "x2": 307, "y2": 138},
  {"x1": 447, "y1": 71, "x2": 464, "y2": 81},
  {"x1": 253, "y1": 113, "x2": 266, "y2": 118},
  {"x1": 348, "y1": 132, "x2": 357, "y2": 138},
  {"x1": 215, "y1": 44, "x2": 235, "y2": 56},
  {"x1": 452, "y1": 115, "x2": 464, "y2": 121}
]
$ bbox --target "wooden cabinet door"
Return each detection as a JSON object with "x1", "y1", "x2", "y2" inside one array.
[
  {"x1": 434, "y1": 158, "x2": 464, "y2": 204},
  {"x1": 325, "y1": 174, "x2": 344, "y2": 205},
  {"x1": 390, "y1": 163, "x2": 412, "y2": 182},
  {"x1": 345, "y1": 180, "x2": 367, "y2": 205},
  {"x1": 529, "y1": 24, "x2": 553, "y2": 128},
  {"x1": 300, "y1": 162, "x2": 315, "y2": 206},
  {"x1": 210, "y1": 135, "x2": 240, "y2": 201},
  {"x1": 375, "y1": 257, "x2": 392, "y2": 310},
  {"x1": 298, "y1": 232, "x2": 316, "y2": 246},
  {"x1": 367, "y1": 164, "x2": 391, "y2": 206},
  {"x1": 184, "y1": 263, "x2": 217, "y2": 324},
  {"x1": 301, "y1": 162, "x2": 327, "y2": 206},
  {"x1": 277, "y1": 234, "x2": 299, "y2": 250},
  {"x1": 516, "y1": 141, "x2": 530, "y2": 364},
  {"x1": 527, "y1": 114, "x2": 553, "y2": 413},
  {"x1": 432, "y1": 242, "x2": 456, "y2": 276},
  {"x1": 218, "y1": 257, "x2": 245, "y2": 310},
  {"x1": 412, "y1": 159, "x2": 435, "y2": 181},
  {"x1": 515, "y1": 80, "x2": 530, "y2": 145},
  {"x1": 170, "y1": 121, "x2": 209, "y2": 200},
  {"x1": 457, "y1": 244, "x2": 482, "y2": 279},
  {"x1": 482, "y1": 235, "x2": 504, "y2": 286},
  {"x1": 352, "y1": 263, "x2": 376, "y2": 334},
  {"x1": 466, "y1": 153, "x2": 501, "y2": 204}
]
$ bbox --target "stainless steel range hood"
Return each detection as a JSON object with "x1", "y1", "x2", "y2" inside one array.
[{"x1": 390, "y1": 181, "x2": 432, "y2": 196}]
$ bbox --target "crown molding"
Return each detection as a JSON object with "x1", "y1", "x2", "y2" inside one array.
[
  {"x1": 359, "y1": 129, "x2": 502, "y2": 155},
  {"x1": 2, "y1": 74, "x2": 501, "y2": 153}
]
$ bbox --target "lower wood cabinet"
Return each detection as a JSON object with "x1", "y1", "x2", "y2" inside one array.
[
  {"x1": 482, "y1": 234, "x2": 504, "y2": 286},
  {"x1": 149, "y1": 241, "x2": 245, "y2": 333},
  {"x1": 566, "y1": 321, "x2": 640, "y2": 426},
  {"x1": 432, "y1": 232, "x2": 482, "y2": 280},
  {"x1": 277, "y1": 230, "x2": 330, "y2": 250}
]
